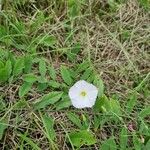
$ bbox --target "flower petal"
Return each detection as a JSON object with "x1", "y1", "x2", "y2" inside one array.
[{"x1": 68, "y1": 80, "x2": 98, "y2": 109}]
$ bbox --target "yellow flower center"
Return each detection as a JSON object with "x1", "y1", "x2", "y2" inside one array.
[{"x1": 80, "y1": 91, "x2": 87, "y2": 97}]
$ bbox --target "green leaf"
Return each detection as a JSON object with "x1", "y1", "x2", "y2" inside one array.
[
  {"x1": 0, "y1": 68, "x2": 8, "y2": 82},
  {"x1": 76, "y1": 60, "x2": 90, "y2": 73},
  {"x1": 94, "y1": 75, "x2": 104, "y2": 97},
  {"x1": 24, "y1": 55, "x2": 32, "y2": 73},
  {"x1": 48, "y1": 80, "x2": 60, "y2": 88},
  {"x1": 34, "y1": 92, "x2": 63, "y2": 109},
  {"x1": 37, "y1": 83, "x2": 48, "y2": 91},
  {"x1": 87, "y1": 73, "x2": 95, "y2": 82},
  {"x1": 93, "y1": 95, "x2": 110, "y2": 113},
  {"x1": 0, "y1": 60, "x2": 12, "y2": 82},
  {"x1": 100, "y1": 137, "x2": 117, "y2": 150},
  {"x1": 60, "y1": 66, "x2": 73, "y2": 85},
  {"x1": 8, "y1": 52, "x2": 16, "y2": 66},
  {"x1": 71, "y1": 43, "x2": 81, "y2": 54},
  {"x1": 55, "y1": 95, "x2": 71, "y2": 110},
  {"x1": 109, "y1": 99, "x2": 122, "y2": 116},
  {"x1": 23, "y1": 74, "x2": 37, "y2": 83},
  {"x1": 39, "y1": 59, "x2": 47, "y2": 77},
  {"x1": 81, "y1": 68, "x2": 92, "y2": 80},
  {"x1": 5, "y1": 60, "x2": 12, "y2": 77},
  {"x1": 68, "y1": 0, "x2": 81, "y2": 18},
  {"x1": 93, "y1": 116, "x2": 101, "y2": 131},
  {"x1": 0, "y1": 61, "x2": 4, "y2": 68},
  {"x1": 19, "y1": 82, "x2": 32, "y2": 98},
  {"x1": 41, "y1": 115, "x2": 56, "y2": 141},
  {"x1": 13, "y1": 57, "x2": 24, "y2": 76},
  {"x1": 133, "y1": 134, "x2": 142, "y2": 150},
  {"x1": 13, "y1": 99, "x2": 29, "y2": 109},
  {"x1": 30, "y1": 11, "x2": 45, "y2": 32},
  {"x1": 69, "y1": 130, "x2": 96, "y2": 147},
  {"x1": 38, "y1": 76, "x2": 47, "y2": 83},
  {"x1": 39, "y1": 35, "x2": 57, "y2": 47},
  {"x1": 67, "y1": 112, "x2": 82, "y2": 129},
  {"x1": 145, "y1": 139, "x2": 150, "y2": 150},
  {"x1": 0, "y1": 118, "x2": 8, "y2": 140},
  {"x1": 139, "y1": 106, "x2": 150, "y2": 118},
  {"x1": 139, "y1": 121, "x2": 150, "y2": 136},
  {"x1": 18, "y1": 133, "x2": 41, "y2": 150},
  {"x1": 120, "y1": 127, "x2": 128, "y2": 150},
  {"x1": 139, "y1": 0, "x2": 150, "y2": 11},
  {"x1": 126, "y1": 92, "x2": 137, "y2": 113},
  {"x1": 48, "y1": 65, "x2": 56, "y2": 80}
]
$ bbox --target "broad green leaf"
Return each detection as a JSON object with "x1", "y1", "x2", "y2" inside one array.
[
  {"x1": 69, "y1": 130, "x2": 96, "y2": 147},
  {"x1": 71, "y1": 43, "x2": 81, "y2": 54},
  {"x1": 8, "y1": 52, "x2": 16, "y2": 66},
  {"x1": 133, "y1": 134, "x2": 142, "y2": 150},
  {"x1": 39, "y1": 35, "x2": 57, "y2": 47},
  {"x1": 0, "y1": 118, "x2": 8, "y2": 140},
  {"x1": 100, "y1": 137, "x2": 117, "y2": 150},
  {"x1": 30, "y1": 11, "x2": 45, "y2": 32},
  {"x1": 24, "y1": 55, "x2": 32, "y2": 73},
  {"x1": 81, "y1": 68, "x2": 92, "y2": 80},
  {"x1": 126, "y1": 92, "x2": 137, "y2": 113},
  {"x1": 81, "y1": 114, "x2": 90, "y2": 130},
  {"x1": 48, "y1": 65, "x2": 56, "y2": 80},
  {"x1": 0, "y1": 61, "x2": 4, "y2": 68},
  {"x1": 139, "y1": 0, "x2": 150, "y2": 10},
  {"x1": 55, "y1": 95, "x2": 71, "y2": 110},
  {"x1": 37, "y1": 83, "x2": 48, "y2": 91},
  {"x1": 120, "y1": 127, "x2": 128, "y2": 150},
  {"x1": 93, "y1": 116, "x2": 109, "y2": 131},
  {"x1": 18, "y1": 133, "x2": 41, "y2": 150},
  {"x1": 93, "y1": 95, "x2": 110, "y2": 113},
  {"x1": 34, "y1": 92, "x2": 63, "y2": 109},
  {"x1": 23, "y1": 74, "x2": 37, "y2": 83},
  {"x1": 69, "y1": 68, "x2": 77, "y2": 79},
  {"x1": 87, "y1": 73, "x2": 95, "y2": 83},
  {"x1": 68, "y1": 0, "x2": 81, "y2": 18},
  {"x1": 0, "y1": 25, "x2": 7, "y2": 38},
  {"x1": 139, "y1": 106, "x2": 150, "y2": 118},
  {"x1": 76, "y1": 61, "x2": 90, "y2": 73},
  {"x1": 60, "y1": 66, "x2": 73, "y2": 85},
  {"x1": 94, "y1": 75, "x2": 104, "y2": 97},
  {"x1": 145, "y1": 139, "x2": 150, "y2": 150},
  {"x1": 48, "y1": 80, "x2": 60, "y2": 88},
  {"x1": 13, "y1": 57, "x2": 24, "y2": 76},
  {"x1": 93, "y1": 116, "x2": 101, "y2": 131},
  {"x1": 67, "y1": 52, "x2": 76, "y2": 62},
  {"x1": 41, "y1": 115, "x2": 56, "y2": 141},
  {"x1": 0, "y1": 60, "x2": 12, "y2": 82},
  {"x1": 109, "y1": 99, "x2": 122, "y2": 116},
  {"x1": 66, "y1": 43, "x2": 81, "y2": 62},
  {"x1": 139, "y1": 121, "x2": 150, "y2": 136},
  {"x1": 67, "y1": 112, "x2": 82, "y2": 129},
  {"x1": 0, "y1": 68, "x2": 9, "y2": 82},
  {"x1": 39, "y1": 59, "x2": 47, "y2": 77},
  {"x1": 38, "y1": 76, "x2": 47, "y2": 83},
  {"x1": 5, "y1": 60, "x2": 12, "y2": 78},
  {"x1": 19, "y1": 82, "x2": 32, "y2": 98},
  {"x1": 13, "y1": 99, "x2": 29, "y2": 109}
]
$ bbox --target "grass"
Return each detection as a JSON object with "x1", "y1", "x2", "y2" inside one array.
[{"x1": 0, "y1": 0, "x2": 150, "y2": 149}]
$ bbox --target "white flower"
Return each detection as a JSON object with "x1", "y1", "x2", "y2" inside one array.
[{"x1": 69, "y1": 80, "x2": 98, "y2": 108}]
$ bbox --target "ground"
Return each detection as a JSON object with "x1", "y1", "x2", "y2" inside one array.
[{"x1": 0, "y1": 0, "x2": 150, "y2": 150}]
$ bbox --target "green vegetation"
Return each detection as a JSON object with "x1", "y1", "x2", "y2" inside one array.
[{"x1": 0, "y1": 0, "x2": 150, "y2": 149}]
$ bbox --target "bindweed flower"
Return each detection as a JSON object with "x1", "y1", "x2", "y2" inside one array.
[{"x1": 69, "y1": 80, "x2": 98, "y2": 108}]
